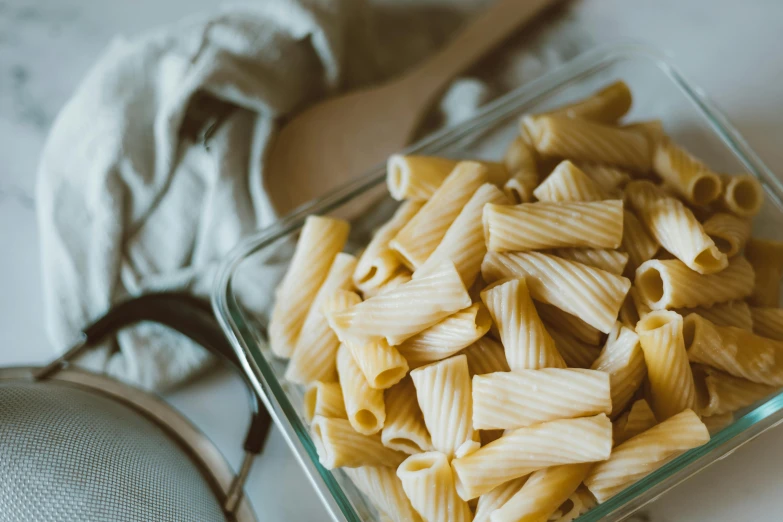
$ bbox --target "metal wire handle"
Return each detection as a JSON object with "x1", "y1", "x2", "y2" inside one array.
[{"x1": 34, "y1": 292, "x2": 272, "y2": 515}]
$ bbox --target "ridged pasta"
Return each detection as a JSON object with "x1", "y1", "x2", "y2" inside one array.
[
  {"x1": 503, "y1": 136, "x2": 539, "y2": 204},
  {"x1": 490, "y1": 463, "x2": 591, "y2": 522},
  {"x1": 652, "y1": 139, "x2": 722, "y2": 205},
  {"x1": 579, "y1": 163, "x2": 631, "y2": 195},
  {"x1": 397, "y1": 303, "x2": 492, "y2": 367},
  {"x1": 311, "y1": 416, "x2": 406, "y2": 469},
  {"x1": 549, "y1": 487, "x2": 597, "y2": 522},
  {"x1": 618, "y1": 291, "x2": 640, "y2": 329},
  {"x1": 481, "y1": 278, "x2": 566, "y2": 370},
  {"x1": 745, "y1": 238, "x2": 783, "y2": 306},
  {"x1": 484, "y1": 200, "x2": 624, "y2": 252},
  {"x1": 344, "y1": 466, "x2": 423, "y2": 522},
  {"x1": 636, "y1": 311, "x2": 697, "y2": 420},
  {"x1": 621, "y1": 209, "x2": 659, "y2": 275},
  {"x1": 331, "y1": 261, "x2": 471, "y2": 346},
  {"x1": 719, "y1": 174, "x2": 764, "y2": 218},
  {"x1": 387, "y1": 155, "x2": 460, "y2": 201},
  {"x1": 304, "y1": 381, "x2": 347, "y2": 423},
  {"x1": 624, "y1": 120, "x2": 665, "y2": 146},
  {"x1": 472, "y1": 369, "x2": 611, "y2": 430},
  {"x1": 674, "y1": 300, "x2": 753, "y2": 330},
  {"x1": 397, "y1": 451, "x2": 472, "y2": 522},
  {"x1": 391, "y1": 162, "x2": 489, "y2": 269},
  {"x1": 526, "y1": 115, "x2": 650, "y2": 171},
  {"x1": 532, "y1": 160, "x2": 605, "y2": 202},
  {"x1": 504, "y1": 172, "x2": 539, "y2": 204},
  {"x1": 472, "y1": 477, "x2": 527, "y2": 522},
  {"x1": 625, "y1": 180, "x2": 726, "y2": 274},
  {"x1": 550, "y1": 248, "x2": 629, "y2": 276},
  {"x1": 537, "y1": 301, "x2": 604, "y2": 345},
  {"x1": 269, "y1": 216, "x2": 350, "y2": 357},
  {"x1": 702, "y1": 212, "x2": 751, "y2": 258},
  {"x1": 584, "y1": 409, "x2": 709, "y2": 503},
  {"x1": 629, "y1": 286, "x2": 652, "y2": 319},
  {"x1": 635, "y1": 257, "x2": 755, "y2": 310},
  {"x1": 695, "y1": 365, "x2": 775, "y2": 417},
  {"x1": 382, "y1": 377, "x2": 432, "y2": 454},
  {"x1": 414, "y1": 183, "x2": 508, "y2": 286},
  {"x1": 451, "y1": 414, "x2": 613, "y2": 500},
  {"x1": 336, "y1": 345, "x2": 386, "y2": 434},
  {"x1": 701, "y1": 412, "x2": 734, "y2": 434},
  {"x1": 613, "y1": 399, "x2": 657, "y2": 445},
  {"x1": 354, "y1": 201, "x2": 422, "y2": 293},
  {"x1": 286, "y1": 253, "x2": 357, "y2": 384},
  {"x1": 461, "y1": 337, "x2": 510, "y2": 376},
  {"x1": 751, "y1": 306, "x2": 783, "y2": 340},
  {"x1": 363, "y1": 270, "x2": 412, "y2": 298},
  {"x1": 591, "y1": 323, "x2": 647, "y2": 417},
  {"x1": 544, "y1": 81, "x2": 632, "y2": 123},
  {"x1": 482, "y1": 251, "x2": 631, "y2": 333},
  {"x1": 545, "y1": 326, "x2": 602, "y2": 369},
  {"x1": 410, "y1": 354, "x2": 477, "y2": 459},
  {"x1": 684, "y1": 314, "x2": 783, "y2": 386}
]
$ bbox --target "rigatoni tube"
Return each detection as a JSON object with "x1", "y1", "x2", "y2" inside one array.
[{"x1": 397, "y1": 451, "x2": 472, "y2": 522}]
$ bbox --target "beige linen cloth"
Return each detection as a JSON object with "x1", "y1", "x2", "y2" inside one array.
[{"x1": 37, "y1": 0, "x2": 588, "y2": 390}]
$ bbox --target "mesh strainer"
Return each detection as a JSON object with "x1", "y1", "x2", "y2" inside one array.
[{"x1": 0, "y1": 293, "x2": 271, "y2": 522}]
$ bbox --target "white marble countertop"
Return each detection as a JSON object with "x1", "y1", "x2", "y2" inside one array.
[{"x1": 2, "y1": 0, "x2": 783, "y2": 520}]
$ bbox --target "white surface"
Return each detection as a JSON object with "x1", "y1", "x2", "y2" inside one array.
[{"x1": 1, "y1": 0, "x2": 783, "y2": 520}]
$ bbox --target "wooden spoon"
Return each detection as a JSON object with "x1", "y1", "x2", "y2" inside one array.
[{"x1": 265, "y1": 0, "x2": 555, "y2": 214}]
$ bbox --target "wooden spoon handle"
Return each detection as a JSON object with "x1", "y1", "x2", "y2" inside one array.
[{"x1": 406, "y1": 0, "x2": 555, "y2": 96}]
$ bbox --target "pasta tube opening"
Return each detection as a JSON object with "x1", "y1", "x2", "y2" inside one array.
[
  {"x1": 636, "y1": 264, "x2": 665, "y2": 305},
  {"x1": 691, "y1": 175, "x2": 721, "y2": 206},
  {"x1": 355, "y1": 409, "x2": 381, "y2": 432},
  {"x1": 682, "y1": 314, "x2": 697, "y2": 349},
  {"x1": 723, "y1": 175, "x2": 764, "y2": 217},
  {"x1": 692, "y1": 247, "x2": 726, "y2": 273},
  {"x1": 398, "y1": 452, "x2": 440, "y2": 474}
]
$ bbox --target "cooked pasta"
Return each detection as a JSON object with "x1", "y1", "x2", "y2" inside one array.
[
  {"x1": 414, "y1": 183, "x2": 508, "y2": 286},
  {"x1": 613, "y1": 399, "x2": 657, "y2": 445},
  {"x1": 483, "y1": 200, "x2": 624, "y2": 252},
  {"x1": 451, "y1": 414, "x2": 612, "y2": 500},
  {"x1": 591, "y1": 323, "x2": 647, "y2": 417},
  {"x1": 364, "y1": 269, "x2": 412, "y2": 298},
  {"x1": 635, "y1": 257, "x2": 755, "y2": 310},
  {"x1": 625, "y1": 180, "x2": 726, "y2": 274},
  {"x1": 652, "y1": 138, "x2": 722, "y2": 206},
  {"x1": 702, "y1": 212, "x2": 751, "y2": 257},
  {"x1": 481, "y1": 278, "x2": 566, "y2": 370},
  {"x1": 336, "y1": 345, "x2": 386, "y2": 434},
  {"x1": 579, "y1": 163, "x2": 631, "y2": 195},
  {"x1": 410, "y1": 354, "x2": 476, "y2": 459},
  {"x1": 536, "y1": 301, "x2": 604, "y2": 344},
  {"x1": 354, "y1": 201, "x2": 422, "y2": 293},
  {"x1": 330, "y1": 261, "x2": 471, "y2": 347},
  {"x1": 286, "y1": 253, "x2": 357, "y2": 384},
  {"x1": 391, "y1": 161, "x2": 489, "y2": 269},
  {"x1": 397, "y1": 451, "x2": 472, "y2": 522},
  {"x1": 472, "y1": 369, "x2": 611, "y2": 430},
  {"x1": 623, "y1": 120, "x2": 665, "y2": 145},
  {"x1": 621, "y1": 209, "x2": 659, "y2": 275},
  {"x1": 387, "y1": 155, "x2": 462, "y2": 201},
  {"x1": 684, "y1": 314, "x2": 783, "y2": 386},
  {"x1": 526, "y1": 115, "x2": 650, "y2": 171},
  {"x1": 311, "y1": 416, "x2": 406, "y2": 469},
  {"x1": 550, "y1": 248, "x2": 629, "y2": 276},
  {"x1": 584, "y1": 409, "x2": 709, "y2": 503},
  {"x1": 344, "y1": 466, "x2": 423, "y2": 522},
  {"x1": 744, "y1": 238, "x2": 783, "y2": 306},
  {"x1": 396, "y1": 303, "x2": 492, "y2": 367},
  {"x1": 482, "y1": 251, "x2": 631, "y2": 333},
  {"x1": 382, "y1": 377, "x2": 432, "y2": 454},
  {"x1": 629, "y1": 286, "x2": 652, "y2": 320},
  {"x1": 504, "y1": 172, "x2": 539, "y2": 204},
  {"x1": 695, "y1": 365, "x2": 775, "y2": 417},
  {"x1": 618, "y1": 292, "x2": 640, "y2": 329},
  {"x1": 503, "y1": 136, "x2": 539, "y2": 203},
  {"x1": 674, "y1": 300, "x2": 753, "y2": 330},
  {"x1": 532, "y1": 160, "x2": 605, "y2": 202},
  {"x1": 490, "y1": 463, "x2": 591, "y2": 522},
  {"x1": 269, "y1": 216, "x2": 350, "y2": 357},
  {"x1": 751, "y1": 306, "x2": 783, "y2": 340},
  {"x1": 549, "y1": 487, "x2": 597, "y2": 522},
  {"x1": 701, "y1": 412, "x2": 734, "y2": 434},
  {"x1": 544, "y1": 80, "x2": 632, "y2": 123},
  {"x1": 304, "y1": 381, "x2": 347, "y2": 423},
  {"x1": 719, "y1": 174, "x2": 764, "y2": 218},
  {"x1": 461, "y1": 337, "x2": 511, "y2": 376},
  {"x1": 636, "y1": 311, "x2": 697, "y2": 420},
  {"x1": 546, "y1": 326, "x2": 602, "y2": 369},
  {"x1": 472, "y1": 478, "x2": 527, "y2": 522}
]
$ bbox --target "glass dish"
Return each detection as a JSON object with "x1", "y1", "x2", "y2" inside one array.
[{"x1": 212, "y1": 43, "x2": 783, "y2": 522}]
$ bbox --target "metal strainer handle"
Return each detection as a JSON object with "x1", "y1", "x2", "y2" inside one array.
[{"x1": 34, "y1": 292, "x2": 272, "y2": 515}]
